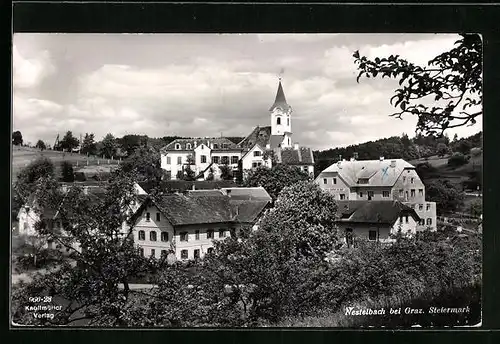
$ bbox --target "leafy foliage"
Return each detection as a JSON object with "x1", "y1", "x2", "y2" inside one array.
[
  {"x1": 119, "y1": 145, "x2": 163, "y2": 183},
  {"x1": 243, "y1": 164, "x2": 310, "y2": 201},
  {"x1": 35, "y1": 140, "x2": 47, "y2": 151},
  {"x1": 60, "y1": 131, "x2": 80, "y2": 152},
  {"x1": 61, "y1": 161, "x2": 75, "y2": 182},
  {"x1": 447, "y1": 152, "x2": 470, "y2": 167},
  {"x1": 81, "y1": 133, "x2": 97, "y2": 155},
  {"x1": 354, "y1": 34, "x2": 482, "y2": 135},
  {"x1": 100, "y1": 133, "x2": 118, "y2": 158},
  {"x1": 12, "y1": 130, "x2": 23, "y2": 146},
  {"x1": 426, "y1": 179, "x2": 465, "y2": 214}
]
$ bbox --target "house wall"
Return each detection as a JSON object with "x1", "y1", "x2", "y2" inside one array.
[
  {"x1": 241, "y1": 145, "x2": 271, "y2": 171},
  {"x1": 132, "y1": 205, "x2": 175, "y2": 258},
  {"x1": 315, "y1": 172, "x2": 354, "y2": 200},
  {"x1": 210, "y1": 151, "x2": 242, "y2": 170},
  {"x1": 350, "y1": 186, "x2": 394, "y2": 201},
  {"x1": 271, "y1": 108, "x2": 292, "y2": 136},
  {"x1": 161, "y1": 152, "x2": 190, "y2": 180},
  {"x1": 194, "y1": 144, "x2": 212, "y2": 173},
  {"x1": 173, "y1": 222, "x2": 235, "y2": 260},
  {"x1": 410, "y1": 201, "x2": 437, "y2": 231},
  {"x1": 17, "y1": 207, "x2": 40, "y2": 236},
  {"x1": 392, "y1": 168, "x2": 426, "y2": 203}
]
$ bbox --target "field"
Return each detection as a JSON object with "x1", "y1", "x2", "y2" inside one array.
[{"x1": 12, "y1": 146, "x2": 120, "y2": 182}]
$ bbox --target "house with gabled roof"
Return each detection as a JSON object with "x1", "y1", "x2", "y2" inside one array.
[
  {"x1": 315, "y1": 157, "x2": 437, "y2": 232},
  {"x1": 336, "y1": 200, "x2": 421, "y2": 246},
  {"x1": 127, "y1": 187, "x2": 271, "y2": 261}
]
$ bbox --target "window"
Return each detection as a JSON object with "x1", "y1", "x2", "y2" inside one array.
[
  {"x1": 403, "y1": 176, "x2": 406, "y2": 182},
  {"x1": 345, "y1": 228, "x2": 354, "y2": 248},
  {"x1": 405, "y1": 191, "x2": 409, "y2": 200},
  {"x1": 150, "y1": 231, "x2": 157, "y2": 241},
  {"x1": 411, "y1": 177, "x2": 414, "y2": 184},
  {"x1": 186, "y1": 143, "x2": 192, "y2": 150},
  {"x1": 339, "y1": 194, "x2": 346, "y2": 200},
  {"x1": 181, "y1": 250, "x2": 188, "y2": 259},
  {"x1": 427, "y1": 218, "x2": 432, "y2": 225},
  {"x1": 323, "y1": 178, "x2": 328, "y2": 185},
  {"x1": 213, "y1": 143, "x2": 219, "y2": 149},
  {"x1": 207, "y1": 247, "x2": 214, "y2": 254},
  {"x1": 207, "y1": 230, "x2": 214, "y2": 239},
  {"x1": 161, "y1": 250, "x2": 168, "y2": 257},
  {"x1": 277, "y1": 117, "x2": 281, "y2": 125},
  {"x1": 222, "y1": 143, "x2": 228, "y2": 149},
  {"x1": 166, "y1": 157, "x2": 171, "y2": 165},
  {"x1": 287, "y1": 118, "x2": 290, "y2": 126},
  {"x1": 138, "y1": 230, "x2": 145, "y2": 241},
  {"x1": 420, "y1": 219, "x2": 425, "y2": 226},
  {"x1": 368, "y1": 191, "x2": 374, "y2": 200},
  {"x1": 418, "y1": 204, "x2": 423, "y2": 211},
  {"x1": 175, "y1": 143, "x2": 181, "y2": 150},
  {"x1": 230, "y1": 228, "x2": 237, "y2": 238},
  {"x1": 359, "y1": 192, "x2": 363, "y2": 197},
  {"x1": 400, "y1": 216, "x2": 403, "y2": 223},
  {"x1": 212, "y1": 156, "x2": 220, "y2": 164},
  {"x1": 252, "y1": 162, "x2": 258, "y2": 168},
  {"x1": 219, "y1": 229, "x2": 225, "y2": 238},
  {"x1": 139, "y1": 247, "x2": 144, "y2": 257},
  {"x1": 201, "y1": 155, "x2": 207, "y2": 163},
  {"x1": 146, "y1": 212, "x2": 151, "y2": 222},
  {"x1": 195, "y1": 230, "x2": 200, "y2": 240},
  {"x1": 253, "y1": 151, "x2": 261, "y2": 157},
  {"x1": 231, "y1": 156, "x2": 239, "y2": 164},
  {"x1": 151, "y1": 249, "x2": 156, "y2": 258},
  {"x1": 333, "y1": 178, "x2": 337, "y2": 185},
  {"x1": 161, "y1": 232, "x2": 168, "y2": 242},
  {"x1": 399, "y1": 189, "x2": 403, "y2": 197},
  {"x1": 368, "y1": 230, "x2": 377, "y2": 241},
  {"x1": 156, "y1": 212, "x2": 161, "y2": 221},
  {"x1": 426, "y1": 203, "x2": 431, "y2": 211},
  {"x1": 180, "y1": 232, "x2": 188, "y2": 242},
  {"x1": 177, "y1": 156, "x2": 182, "y2": 165},
  {"x1": 382, "y1": 191, "x2": 390, "y2": 198},
  {"x1": 194, "y1": 249, "x2": 200, "y2": 260},
  {"x1": 221, "y1": 156, "x2": 229, "y2": 164},
  {"x1": 405, "y1": 215, "x2": 409, "y2": 223},
  {"x1": 411, "y1": 189, "x2": 416, "y2": 198},
  {"x1": 419, "y1": 189, "x2": 424, "y2": 196}
]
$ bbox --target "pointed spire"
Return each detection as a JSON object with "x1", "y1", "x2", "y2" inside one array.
[{"x1": 269, "y1": 79, "x2": 291, "y2": 112}]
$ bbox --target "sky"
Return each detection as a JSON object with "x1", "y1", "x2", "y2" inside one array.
[{"x1": 12, "y1": 33, "x2": 483, "y2": 151}]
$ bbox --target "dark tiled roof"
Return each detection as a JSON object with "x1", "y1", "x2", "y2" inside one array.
[
  {"x1": 336, "y1": 200, "x2": 420, "y2": 225},
  {"x1": 162, "y1": 137, "x2": 239, "y2": 151},
  {"x1": 269, "y1": 81, "x2": 291, "y2": 112},
  {"x1": 239, "y1": 126, "x2": 272, "y2": 149},
  {"x1": 269, "y1": 135, "x2": 284, "y2": 149},
  {"x1": 155, "y1": 194, "x2": 234, "y2": 225},
  {"x1": 275, "y1": 147, "x2": 315, "y2": 166},
  {"x1": 186, "y1": 189, "x2": 225, "y2": 197},
  {"x1": 231, "y1": 200, "x2": 269, "y2": 223}
]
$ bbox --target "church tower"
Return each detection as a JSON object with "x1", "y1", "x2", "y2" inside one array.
[{"x1": 269, "y1": 78, "x2": 293, "y2": 148}]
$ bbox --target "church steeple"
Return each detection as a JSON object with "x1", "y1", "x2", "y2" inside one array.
[{"x1": 269, "y1": 79, "x2": 291, "y2": 112}]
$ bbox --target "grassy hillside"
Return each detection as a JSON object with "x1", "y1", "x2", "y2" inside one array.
[{"x1": 12, "y1": 146, "x2": 120, "y2": 182}]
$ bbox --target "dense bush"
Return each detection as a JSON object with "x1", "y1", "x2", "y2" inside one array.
[{"x1": 447, "y1": 152, "x2": 470, "y2": 167}]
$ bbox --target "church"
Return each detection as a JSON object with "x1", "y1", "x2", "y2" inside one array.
[{"x1": 160, "y1": 79, "x2": 315, "y2": 180}]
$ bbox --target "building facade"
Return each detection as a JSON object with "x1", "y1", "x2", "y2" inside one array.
[{"x1": 315, "y1": 158, "x2": 437, "y2": 231}]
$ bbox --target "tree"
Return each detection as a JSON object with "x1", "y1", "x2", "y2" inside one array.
[
  {"x1": 426, "y1": 179, "x2": 465, "y2": 214},
  {"x1": 182, "y1": 155, "x2": 196, "y2": 181},
  {"x1": 469, "y1": 199, "x2": 482, "y2": 218},
  {"x1": 12, "y1": 131, "x2": 23, "y2": 146},
  {"x1": 243, "y1": 164, "x2": 310, "y2": 202},
  {"x1": 116, "y1": 135, "x2": 147, "y2": 157},
  {"x1": 436, "y1": 143, "x2": 450, "y2": 157},
  {"x1": 353, "y1": 34, "x2": 482, "y2": 136},
  {"x1": 120, "y1": 146, "x2": 163, "y2": 183},
  {"x1": 35, "y1": 140, "x2": 46, "y2": 151},
  {"x1": 100, "y1": 133, "x2": 118, "y2": 158},
  {"x1": 81, "y1": 133, "x2": 97, "y2": 155},
  {"x1": 447, "y1": 152, "x2": 469, "y2": 168},
  {"x1": 61, "y1": 161, "x2": 75, "y2": 182},
  {"x1": 11, "y1": 171, "x2": 163, "y2": 326},
  {"x1": 59, "y1": 131, "x2": 80, "y2": 152},
  {"x1": 415, "y1": 162, "x2": 438, "y2": 180},
  {"x1": 457, "y1": 140, "x2": 472, "y2": 155},
  {"x1": 219, "y1": 164, "x2": 233, "y2": 181}
]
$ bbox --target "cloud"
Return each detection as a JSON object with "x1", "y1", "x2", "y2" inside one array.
[{"x1": 13, "y1": 45, "x2": 56, "y2": 89}]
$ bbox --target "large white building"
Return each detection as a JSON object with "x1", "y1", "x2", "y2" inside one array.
[{"x1": 160, "y1": 80, "x2": 315, "y2": 180}]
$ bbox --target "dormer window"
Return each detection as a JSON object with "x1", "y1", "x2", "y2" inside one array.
[
  {"x1": 175, "y1": 143, "x2": 181, "y2": 150},
  {"x1": 358, "y1": 178, "x2": 369, "y2": 184},
  {"x1": 213, "y1": 143, "x2": 219, "y2": 149},
  {"x1": 186, "y1": 143, "x2": 192, "y2": 150},
  {"x1": 222, "y1": 143, "x2": 228, "y2": 149}
]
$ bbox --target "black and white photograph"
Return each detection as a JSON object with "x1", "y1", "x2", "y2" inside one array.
[{"x1": 11, "y1": 33, "x2": 482, "y2": 328}]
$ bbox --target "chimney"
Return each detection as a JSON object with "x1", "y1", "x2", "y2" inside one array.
[
  {"x1": 294, "y1": 142, "x2": 299, "y2": 150},
  {"x1": 192, "y1": 184, "x2": 196, "y2": 191},
  {"x1": 380, "y1": 156, "x2": 384, "y2": 161},
  {"x1": 266, "y1": 143, "x2": 270, "y2": 149},
  {"x1": 338, "y1": 154, "x2": 342, "y2": 161},
  {"x1": 194, "y1": 140, "x2": 197, "y2": 148},
  {"x1": 337, "y1": 161, "x2": 342, "y2": 169},
  {"x1": 390, "y1": 160, "x2": 396, "y2": 168}
]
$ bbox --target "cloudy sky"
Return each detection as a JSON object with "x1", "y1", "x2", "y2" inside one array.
[{"x1": 13, "y1": 33, "x2": 482, "y2": 151}]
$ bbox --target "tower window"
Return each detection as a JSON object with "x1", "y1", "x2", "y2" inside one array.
[
  {"x1": 186, "y1": 143, "x2": 192, "y2": 150},
  {"x1": 175, "y1": 143, "x2": 181, "y2": 150},
  {"x1": 287, "y1": 118, "x2": 289, "y2": 126},
  {"x1": 277, "y1": 117, "x2": 281, "y2": 125}
]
